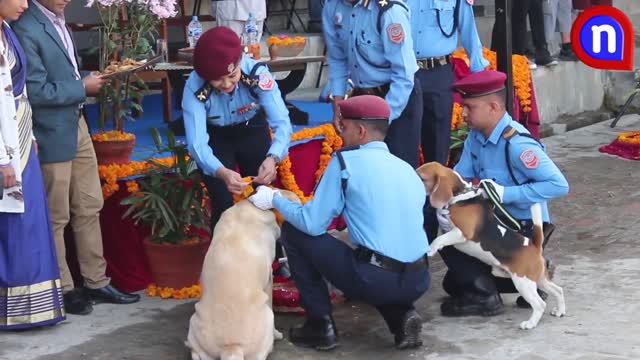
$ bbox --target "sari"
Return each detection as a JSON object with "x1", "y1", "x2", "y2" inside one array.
[{"x1": 0, "y1": 22, "x2": 65, "y2": 330}]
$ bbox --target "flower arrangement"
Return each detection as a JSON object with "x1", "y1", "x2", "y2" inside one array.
[
  {"x1": 86, "y1": 0, "x2": 177, "y2": 134},
  {"x1": 267, "y1": 35, "x2": 306, "y2": 47},
  {"x1": 146, "y1": 282, "x2": 202, "y2": 299},
  {"x1": 277, "y1": 124, "x2": 343, "y2": 203},
  {"x1": 119, "y1": 128, "x2": 210, "y2": 244}
]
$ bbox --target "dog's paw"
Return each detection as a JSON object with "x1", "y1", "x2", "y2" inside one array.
[
  {"x1": 274, "y1": 328, "x2": 284, "y2": 340},
  {"x1": 519, "y1": 320, "x2": 538, "y2": 330},
  {"x1": 550, "y1": 308, "x2": 565, "y2": 317}
]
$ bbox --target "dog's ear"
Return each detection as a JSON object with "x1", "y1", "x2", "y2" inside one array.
[
  {"x1": 416, "y1": 163, "x2": 438, "y2": 192},
  {"x1": 429, "y1": 174, "x2": 454, "y2": 209}
]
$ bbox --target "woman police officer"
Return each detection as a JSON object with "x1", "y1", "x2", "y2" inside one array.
[{"x1": 182, "y1": 26, "x2": 292, "y2": 238}]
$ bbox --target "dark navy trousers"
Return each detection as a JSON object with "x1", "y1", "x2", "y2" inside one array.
[
  {"x1": 383, "y1": 78, "x2": 424, "y2": 169},
  {"x1": 280, "y1": 222, "x2": 430, "y2": 333}
]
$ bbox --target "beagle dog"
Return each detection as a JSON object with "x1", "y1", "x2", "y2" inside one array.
[{"x1": 416, "y1": 162, "x2": 565, "y2": 330}]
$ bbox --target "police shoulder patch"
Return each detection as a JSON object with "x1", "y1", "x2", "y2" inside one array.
[
  {"x1": 258, "y1": 72, "x2": 275, "y2": 91},
  {"x1": 519, "y1": 148, "x2": 539, "y2": 169},
  {"x1": 466, "y1": 0, "x2": 474, "y2": 4},
  {"x1": 386, "y1": 23, "x2": 404, "y2": 44}
]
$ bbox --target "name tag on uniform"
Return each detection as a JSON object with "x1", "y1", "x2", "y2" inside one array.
[{"x1": 334, "y1": 12, "x2": 343, "y2": 28}]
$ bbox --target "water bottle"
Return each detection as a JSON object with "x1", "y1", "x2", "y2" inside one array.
[
  {"x1": 244, "y1": 12, "x2": 261, "y2": 59},
  {"x1": 187, "y1": 16, "x2": 203, "y2": 48}
]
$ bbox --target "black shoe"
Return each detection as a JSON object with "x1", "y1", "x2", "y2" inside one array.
[
  {"x1": 559, "y1": 44, "x2": 579, "y2": 62},
  {"x1": 63, "y1": 289, "x2": 93, "y2": 315},
  {"x1": 441, "y1": 294, "x2": 504, "y2": 317},
  {"x1": 85, "y1": 285, "x2": 140, "y2": 304},
  {"x1": 536, "y1": 55, "x2": 559, "y2": 67},
  {"x1": 289, "y1": 315, "x2": 339, "y2": 351},
  {"x1": 516, "y1": 290, "x2": 549, "y2": 309},
  {"x1": 394, "y1": 310, "x2": 423, "y2": 350}
]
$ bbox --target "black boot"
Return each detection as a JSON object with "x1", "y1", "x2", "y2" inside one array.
[
  {"x1": 441, "y1": 277, "x2": 504, "y2": 317},
  {"x1": 289, "y1": 315, "x2": 339, "y2": 351},
  {"x1": 394, "y1": 310, "x2": 423, "y2": 350}
]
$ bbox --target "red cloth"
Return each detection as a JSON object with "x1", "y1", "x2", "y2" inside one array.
[
  {"x1": 599, "y1": 139, "x2": 640, "y2": 160},
  {"x1": 572, "y1": 0, "x2": 612, "y2": 10}
]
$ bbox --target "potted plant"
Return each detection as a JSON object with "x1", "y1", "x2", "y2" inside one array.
[
  {"x1": 120, "y1": 128, "x2": 211, "y2": 289},
  {"x1": 87, "y1": 0, "x2": 177, "y2": 165}
]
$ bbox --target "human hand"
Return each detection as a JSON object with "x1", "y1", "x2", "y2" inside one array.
[
  {"x1": 216, "y1": 167, "x2": 249, "y2": 195},
  {"x1": 248, "y1": 185, "x2": 278, "y2": 210},
  {"x1": 83, "y1": 72, "x2": 109, "y2": 96},
  {"x1": 0, "y1": 164, "x2": 16, "y2": 188},
  {"x1": 436, "y1": 208, "x2": 454, "y2": 233},
  {"x1": 254, "y1": 156, "x2": 277, "y2": 185}
]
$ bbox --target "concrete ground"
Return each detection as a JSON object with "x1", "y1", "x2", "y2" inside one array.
[{"x1": 2, "y1": 114, "x2": 640, "y2": 360}]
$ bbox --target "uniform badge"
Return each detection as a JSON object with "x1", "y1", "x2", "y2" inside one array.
[
  {"x1": 236, "y1": 102, "x2": 256, "y2": 115},
  {"x1": 227, "y1": 62, "x2": 236, "y2": 74},
  {"x1": 387, "y1": 23, "x2": 405, "y2": 44},
  {"x1": 334, "y1": 12, "x2": 343, "y2": 28},
  {"x1": 258, "y1": 72, "x2": 275, "y2": 91},
  {"x1": 378, "y1": 0, "x2": 389, "y2": 6},
  {"x1": 466, "y1": 0, "x2": 474, "y2": 4},
  {"x1": 195, "y1": 84, "x2": 211, "y2": 102},
  {"x1": 520, "y1": 149, "x2": 539, "y2": 169}
]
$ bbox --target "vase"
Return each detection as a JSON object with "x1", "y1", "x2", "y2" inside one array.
[
  {"x1": 93, "y1": 137, "x2": 135, "y2": 165},
  {"x1": 142, "y1": 237, "x2": 211, "y2": 289}
]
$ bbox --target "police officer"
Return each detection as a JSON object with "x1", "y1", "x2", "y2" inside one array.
[
  {"x1": 182, "y1": 26, "x2": 292, "y2": 265},
  {"x1": 407, "y1": 0, "x2": 488, "y2": 257},
  {"x1": 248, "y1": 96, "x2": 430, "y2": 351},
  {"x1": 322, "y1": 0, "x2": 423, "y2": 168},
  {"x1": 436, "y1": 70, "x2": 569, "y2": 316}
]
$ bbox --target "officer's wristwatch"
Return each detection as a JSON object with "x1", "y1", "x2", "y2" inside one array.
[{"x1": 267, "y1": 154, "x2": 280, "y2": 164}]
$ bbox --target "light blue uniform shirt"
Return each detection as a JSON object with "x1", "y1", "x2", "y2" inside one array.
[
  {"x1": 454, "y1": 113, "x2": 569, "y2": 221},
  {"x1": 408, "y1": 0, "x2": 488, "y2": 73},
  {"x1": 322, "y1": 0, "x2": 418, "y2": 121},
  {"x1": 181, "y1": 57, "x2": 292, "y2": 176},
  {"x1": 274, "y1": 141, "x2": 430, "y2": 263}
]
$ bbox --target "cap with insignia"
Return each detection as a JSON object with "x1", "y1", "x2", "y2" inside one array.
[
  {"x1": 338, "y1": 95, "x2": 391, "y2": 121},
  {"x1": 193, "y1": 26, "x2": 243, "y2": 81},
  {"x1": 452, "y1": 70, "x2": 507, "y2": 98}
]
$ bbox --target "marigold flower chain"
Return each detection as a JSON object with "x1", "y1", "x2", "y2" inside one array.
[{"x1": 146, "y1": 283, "x2": 202, "y2": 300}]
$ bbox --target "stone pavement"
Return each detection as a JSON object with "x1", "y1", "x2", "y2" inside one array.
[{"x1": 2, "y1": 115, "x2": 640, "y2": 360}]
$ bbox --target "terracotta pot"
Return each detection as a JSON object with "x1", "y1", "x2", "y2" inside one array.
[
  {"x1": 93, "y1": 138, "x2": 135, "y2": 165},
  {"x1": 143, "y1": 237, "x2": 211, "y2": 289}
]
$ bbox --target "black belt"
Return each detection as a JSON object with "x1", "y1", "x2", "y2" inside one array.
[
  {"x1": 352, "y1": 83, "x2": 391, "y2": 98},
  {"x1": 354, "y1": 246, "x2": 428, "y2": 273},
  {"x1": 207, "y1": 111, "x2": 267, "y2": 138},
  {"x1": 417, "y1": 55, "x2": 452, "y2": 70}
]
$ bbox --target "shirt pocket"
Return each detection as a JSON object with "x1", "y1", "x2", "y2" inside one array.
[
  {"x1": 430, "y1": 0, "x2": 456, "y2": 30},
  {"x1": 355, "y1": 30, "x2": 389, "y2": 69}
]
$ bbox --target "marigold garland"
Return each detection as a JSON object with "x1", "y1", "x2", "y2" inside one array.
[
  {"x1": 618, "y1": 131, "x2": 640, "y2": 144},
  {"x1": 452, "y1": 47, "x2": 533, "y2": 113},
  {"x1": 277, "y1": 124, "x2": 343, "y2": 203},
  {"x1": 146, "y1": 283, "x2": 202, "y2": 300},
  {"x1": 91, "y1": 130, "x2": 136, "y2": 142},
  {"x1": 98, "y1": 157, "x2": 176, "y2": 199},
  {"x1": 267, "y1": 35, "x2": 306, "y2": 47},
  {"x1": 451, "y1": 102, "x2": 464, "y2": 130}
]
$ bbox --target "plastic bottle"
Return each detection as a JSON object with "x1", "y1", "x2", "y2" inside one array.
[
  {"x1": 187, "y1": 16, "x2": 203, "y2": 48},
  {"x1": 244, "y1": 12, "x2": 261, "y2": 59}
]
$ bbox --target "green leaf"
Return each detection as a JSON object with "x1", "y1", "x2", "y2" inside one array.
[{"x1": 151, "y1": 128, "x2": 163, "y2": 150}]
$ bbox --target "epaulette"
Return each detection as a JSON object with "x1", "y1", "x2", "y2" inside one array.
[
  {"x1": 194, "y1": 83, "x2": 213, "y2": 103},
  {"x1": 373, "y1": 0, "x2": 409, "y2": 33},
  {"x1": 240, "y1": 62, "x2": 268, "y2": 99}
]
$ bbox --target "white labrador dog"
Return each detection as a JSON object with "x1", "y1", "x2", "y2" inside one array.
[{"x1": 186, "y1": 190, "x2": 300, "y2": 360}]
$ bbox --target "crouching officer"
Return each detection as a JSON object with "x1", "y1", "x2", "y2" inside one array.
[
  {"x1": 322, "y1": 0, "x2": 423, "y2": 168},
  {"x1": 249, "y1": 96, "x2": 431, "y2": 351},
  {"x1": 436, "y1": 70, "x2": 569, "y2": 316},
  {"x1": 182, "y1": 26, "x2": 293, "y2": 275}
]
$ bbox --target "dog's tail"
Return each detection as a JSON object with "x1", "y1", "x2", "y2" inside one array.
[
  {"x1": 221, "y1": 345, "x2": 243, "y2": 360},
  {"x1": 530, "y1": 203, "x2": 544, "y2": 253}
]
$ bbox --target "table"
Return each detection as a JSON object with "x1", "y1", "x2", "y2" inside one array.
[{"x1": 153, "y1": 54, "x2": 326, "y2": 123}]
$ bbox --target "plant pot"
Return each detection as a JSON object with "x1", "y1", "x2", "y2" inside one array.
[
  {"x1": 142, "y1": 237, "x2": 211, "y2": 289},
  {"x1": 93, "y1": 138, "x2": 135, "y2": 165}
]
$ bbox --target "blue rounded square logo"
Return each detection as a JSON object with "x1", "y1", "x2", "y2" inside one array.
[{"x1": 580, "y1": 15, "x2": 624, "y2": 61}]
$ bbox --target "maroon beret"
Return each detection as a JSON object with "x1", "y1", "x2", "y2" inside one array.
[
  {"x1": 193, "y1": 26, "x2": 243, "y2": 81},
  {"x1": 338, "y1": 95, "x2": 391, "y2": 121},
  {"x1": 452, "y1": 70, "x2": 507, "y2": 98}
]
